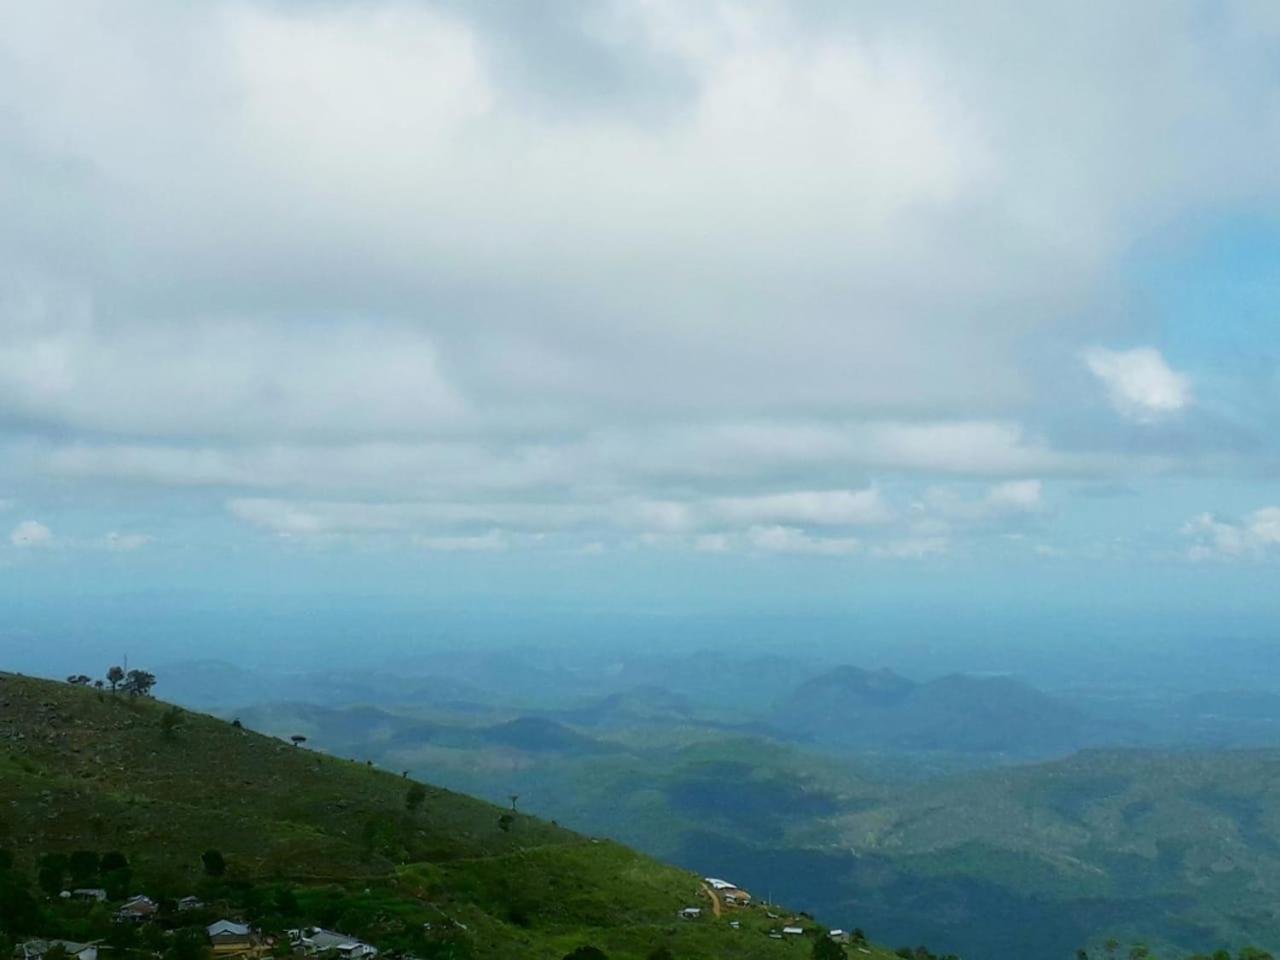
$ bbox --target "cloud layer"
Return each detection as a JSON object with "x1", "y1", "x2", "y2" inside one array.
[{"x1": 1, "y1": 2, "x2": 1278, "y2": 563}]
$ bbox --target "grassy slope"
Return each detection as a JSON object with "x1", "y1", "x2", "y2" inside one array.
[{"x1": 0, "y1": 673, "x2": 894, "y2": 960}]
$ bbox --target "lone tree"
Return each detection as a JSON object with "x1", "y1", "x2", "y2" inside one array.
[
  {"x1": 290, "y1": 735, "x2": 307, "y2": 748},
  {"x1": 122, "y1": 670, "x2": 156, "y2": 697},
  {"x1": 106, "y1": 665, "x2": 124, "y2": 693},
  {"x1": 201, "y1": 849, "x2": 226, "y2": 877},
  {"x1": 812, "y1": 937, "x2": 845, "y2": 960},
  {"x1": 406, "y1": 783, "x2": 426, "y2": 813}
]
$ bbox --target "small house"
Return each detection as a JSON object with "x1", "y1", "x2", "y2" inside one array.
[
  {"x1": 16, "y1": 941, "x2": 98, "y2": 960},
  {"x1": 678, "y1": 907, "x2": 701, "y2": 920},
  {"x1": 207, "y1": 921, "x2": 254, "y2": 954},
  {"x1": 179, "y1": 896, "x2": 205, "y2": 912},
  {"x1": 71, "y1": 889, "x2": 108, "y2": 903},
  {"x1": 115, "y1": 895, "x2": 158, "y2": 923},
  {"x1": 782, "y1": 926, "x2": 804, "y2": 936},
  {"x1": 289, "y1": 928, "x2": 377, "y2": 959}
]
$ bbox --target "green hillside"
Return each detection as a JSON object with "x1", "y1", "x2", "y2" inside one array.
[{"x1": 0, "y1": 672, "x2": 901, "y2": 960}]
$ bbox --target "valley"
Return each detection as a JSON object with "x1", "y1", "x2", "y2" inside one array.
[{"x1": 150, "y1": 653, "x2": 1280, "y2": 960}]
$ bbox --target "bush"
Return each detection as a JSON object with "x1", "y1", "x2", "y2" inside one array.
[
  {"x1": 69, "y1": 850, "x2": 100, "y2": 884},
  {"x1": 202, "y1": 849, "x2": 227, "y2": 877}
]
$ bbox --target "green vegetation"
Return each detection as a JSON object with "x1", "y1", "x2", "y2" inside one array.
[
  {"x1": 0, "y1": 672, "x2": 903, "y2": 960},
  {"x1": 231, "y1": 697, "x2": 1280, "y2": 959}
]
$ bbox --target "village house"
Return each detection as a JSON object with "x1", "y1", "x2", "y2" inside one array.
[
  {"x1": 15, "y1": 941, "x2": 98, "y2": 960},
  {"x1": 70, "y1": 889, "x2": 107, "y2": 903},
  {"x1": 207, "y1": 921, "x2": 255, "y2": 955},
  {"x1": 179, "y1": 896, "x2": 205, "y2": 912},
  {"x1": 677, "y1": 907, "x2": 701, "y2": 920},
  {"x1": 782, "y1": 926, "x2": 804, "y2": 937},
  {"x1": 114, "y1": 895, "x2": 158, "y2": 923},
  {"x1": 703, "y1": 876, "x2": 752, "y2": 906},
  {"x1": 288, "y1": 928, "x2": 378, "y2": 959}
]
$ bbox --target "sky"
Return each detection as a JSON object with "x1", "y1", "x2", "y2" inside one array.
[{"x1": 3, "y1": 1, "x2": 1280, "y2": 664}]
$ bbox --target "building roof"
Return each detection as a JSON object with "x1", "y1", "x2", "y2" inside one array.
[
  {"x1": 18, "y1": 940, "x2": 95, "y2": 958},
  {"x1": 783, "y1": 926, "x2": 804, "y2": 934},
  {"x1": 703, "y1": 877, "x2": 737, "y2": 890},
  {"x1": 207, "y1": 922, "x2": 252, "y2": 938},
  {"x1": 300, "y1": 929, "x2": 364, "y2": 950}
]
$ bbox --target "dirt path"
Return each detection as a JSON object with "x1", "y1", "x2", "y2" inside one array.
[{"x1": 699, "y1": 881, "x2": 723, "y2": 918}]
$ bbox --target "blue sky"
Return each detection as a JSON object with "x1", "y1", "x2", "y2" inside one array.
[{"x1": 2, "y1": 1, "x2": 1280, "y2": 661}]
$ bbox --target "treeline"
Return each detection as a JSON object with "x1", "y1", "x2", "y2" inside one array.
[{"x1": 65, "y1": 666, "x2": 156, "y2": 696}]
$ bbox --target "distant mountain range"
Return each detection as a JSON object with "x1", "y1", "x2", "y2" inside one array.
[{"x1": 770, "y1": 665, "x2": 1114, "y2": 755}]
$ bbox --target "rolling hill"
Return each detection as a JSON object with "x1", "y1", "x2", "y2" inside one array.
[
  {"x1": 222, "y1": 694, "x2": 1280, "y2": 958},
  {"x1": 0, "y1": 671, "x2": 902, "y2": 960}
]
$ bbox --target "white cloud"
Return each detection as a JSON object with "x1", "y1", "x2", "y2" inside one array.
[
  {"x1": 872, "y1": 537, "x2": 949, "y2": 559},
  {"x1": 693, "y1": 533, "x2": 731, "y2": 553},
  {"x1": 1084, "y1": 347, "x2": 1192, "y2": 422},
  {"x1": 1182, "y1": 507, "x2": 1280, "y2": 560},
  {"x1": 746, "y1": 525, "x2": 859, "y2": 556},
  {"x1": 922, "y1": 479, "x2": 1043, "y2": 523},
  {"x1": 227, "y1": 497, "x2": 593, "y2": 538},
  {"x1": 986, "y1": 479, "x2": 1043, "y2": 512},
  {"x1": 102, "y1": 532, "x2": 153, "y2": 551},
  {"x1": 9, "y1": 519, "x2": 52, "y2": 548},
  {"x1": 711, "y1": 488, "x2": 892, "y2": 526},
  {"x1": 413, "y1": 530, "x2": 509, "y2": 552}
]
